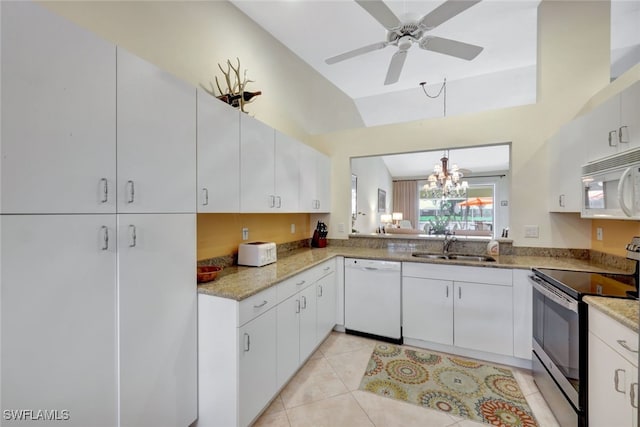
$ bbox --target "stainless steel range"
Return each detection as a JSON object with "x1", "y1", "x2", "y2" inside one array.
[{"x1": 529, "y1": 238, "x2": 639, "y2": 427}]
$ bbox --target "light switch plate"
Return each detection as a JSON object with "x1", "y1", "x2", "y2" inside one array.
[
  {"x1": 524, "y1": 225, "x2": 539, "y2": 238},
  {"x1": 290, "y1": 223, "x2": 295, "y2": 234},
  {"x1": 338, "y1": 223, "x2": 345, "y2": 233},
  {"x1": 242, "y1": 228, "x2": 249, "y2": 240},
  {"x1": 596, "y1": 227, "x2": 603, "y2": 241}
]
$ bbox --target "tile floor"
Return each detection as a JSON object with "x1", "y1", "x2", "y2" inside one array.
[{"x1": 253, "y1": 332, "x2": 560, "y2": 427}]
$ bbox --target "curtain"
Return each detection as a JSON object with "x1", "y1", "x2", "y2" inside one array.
[{"x1": 393, "y1": 180, "x2": 418, "y2": 229}]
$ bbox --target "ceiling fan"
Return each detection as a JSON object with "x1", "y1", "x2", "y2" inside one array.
[{"x1": 325, "y1": 0, "x2": 484, "y2": 85}]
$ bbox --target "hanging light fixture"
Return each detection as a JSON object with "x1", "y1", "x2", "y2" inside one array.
[{"x1": 424, "y1": 150, "x2": 468, "y2": 199}]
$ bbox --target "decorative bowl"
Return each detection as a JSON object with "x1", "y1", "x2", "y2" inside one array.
[{"x1": 197, "y1": 266, "x2": 222, "y2": 283}]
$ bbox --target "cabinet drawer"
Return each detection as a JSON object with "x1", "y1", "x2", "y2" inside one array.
[
  {"x1": 589, "y1": 306, "x2": 638, "y2": 366},
  {"x1": 308, "y1": 260, "x2": 335, "y2": 282},
  {"x1": 277, "y1": 270, "x2": 313, "y2": 304},
  {"x1": 403, "y1": 262, "x2": 512, "y2": 286},
  {"x1": 239, "y1": 286, "x2": 277, "y2": 326}
]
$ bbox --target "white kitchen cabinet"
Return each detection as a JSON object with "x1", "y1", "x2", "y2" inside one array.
[
  {"x1": 240, "y1": 115, "x2": 300, "y2": 212},
  {"x1": 402, "y1": 262, "x2": 514, "y2": 357},
  {"x1": 512, "y1": 269, "x2": 533, "y2": 360},
  {"x1": 1, "y1": 215, "x2": 118, "y2": 426},
  {"x1": 117, "y1": 47, "x2": 196, "y2": 214},
  {"x1": 585, "y1": 81, "x2": 640, "y2": 162},
  {"x1": 548, "y1": 115, "x2": 587, "y2": 213},
  {"x1": 299, "y1": 282, "x2": 319, "y2": 361},
  {"x1": 299, "y1": 144, "x2": 332, "y2": 212},
  {"x1": 1, "y1": 1, "x2": 116, "y2": 214},
  {"x1": 118, "y1": 213, "x2": 197, "y2": 427},
  {"x1": 588, "y1": 305, "x2": 638, "y2": 427},
  {"x1": 454, "y1": 281, "x2": 513, "y2": 356},
  {"x1": 238, "y1": 309, "x2": 278, "y2": 427},
  {"x1": 316, "y1": 269, "x2": 337, "y2": 340},
  {"x1": 403, "y1": 277, "x2": 454, "y2": 345},
  {"x1": 276, "y1": 293, "x2": 302, "y2": 389},
  {"x1": 196, "y1": 89, "x2": 240, "y2": 212}
]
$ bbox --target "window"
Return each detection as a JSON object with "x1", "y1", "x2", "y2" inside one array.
[{"x1": 418, "y1": 181, "x2": 495, "y2": 236}]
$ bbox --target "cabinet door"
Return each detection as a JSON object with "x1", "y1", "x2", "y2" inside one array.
[
  {"x1": 276, "y1": 295, "x2": 301, "y2": 389},
  {"x1": 454, "y1": 282, "x2": 513, "y2": 356},
  {"x1": 298, "y1": 143, "x2": 318, "y2": 211},
  {"x1": 316, "y1": 271, "x2": 337, "y2": 340},
  {"x1": 239, "y1": 308, "x2": 277, "y2": 427},
  {"x1": 512, "y1": 269, "x2": 533, "y2": 360},
  {"x1": 548, "y1": 116, "x2": 586, "y2": 213},
  {"x1": 620, "y1": 81, "x2": 640, "y2": 151},
  {"x1": 299, "y1": 284, "x2": 318, "y2": 362},
  {"x1": 117, "y1": 48, "x2": 196, "y2": 213},
  {"x1": 240, "y1": 115, "x2": 275, "y2": 212},
  {"x1": 402, "y1": 277, "x2": 453, "y2": 345},
  {"x1": 1, "y1": 2, "x2": 116, "y2": 214},
  {"x1": 585, "y1": 94, "x2": 621, "y2": 161},
  {"x1": 118, "y1": 214, "x2": 197, "y2": 427},
  {"x1": 316, "y1": 152, "x2": 332, "y2": 212},
  {"x1": 588, "y1": 331, "x2": 636, "y2": 427},
  {"x1": 1, "y1": 215, "x2": 117, "y2": 426},
  {"x1": 274, "y1": 131, "x2": 300, "y2": 212},
  {"x1": 196, "y1": 89, "x2": 240, "y2": 212}
]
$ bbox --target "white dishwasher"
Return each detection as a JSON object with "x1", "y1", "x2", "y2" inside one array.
[{"x1": 344, "y1": 258, "x2": 402, "y2": 342}]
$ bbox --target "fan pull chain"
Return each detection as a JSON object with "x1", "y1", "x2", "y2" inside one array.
[{"x1": 419, "y1": 78, "x2": 447, "y2": 117}]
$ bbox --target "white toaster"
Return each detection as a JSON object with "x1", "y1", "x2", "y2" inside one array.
[{"x1": 238, "y1": 242, "x2": 277, "y2": 267}]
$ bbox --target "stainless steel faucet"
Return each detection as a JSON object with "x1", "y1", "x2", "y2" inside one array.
[{"x1": 443, "y1": 234, "x2": 457, "y2": 254}]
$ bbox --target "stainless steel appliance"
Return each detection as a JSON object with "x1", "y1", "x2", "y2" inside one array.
[
  {"x1": 581, "y1": 147, "x2": 640, "y2": 219},
  {"x1": 530, "y1": 240, "x2": 639, "y2": 427}
]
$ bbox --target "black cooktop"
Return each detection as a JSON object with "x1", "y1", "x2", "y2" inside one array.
[{"x1": 533, "y1": 268, "x2": 637, "y2": 300}]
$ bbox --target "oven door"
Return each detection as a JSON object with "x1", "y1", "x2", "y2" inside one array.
[{"x1": 530, "y1": 275, "x2": 581, "y2": 410}]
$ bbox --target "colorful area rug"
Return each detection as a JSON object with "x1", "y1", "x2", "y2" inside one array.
[{"x1": 359, "y1": 343, "x2": 538, "y2": 427}]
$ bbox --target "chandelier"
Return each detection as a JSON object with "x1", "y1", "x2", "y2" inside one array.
[{"x1": 424, "y1": 150, "x2": 468, "y2": 198}]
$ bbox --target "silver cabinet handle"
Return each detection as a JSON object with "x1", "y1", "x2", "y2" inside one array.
[
  {"x1": 243, "y1": 333, "x2": 250, "y2": 352},
  {"x1": 458, "y1": 287, "x2": 462, "y2": 299},
  {"x1": 446, "y1": 285, "x2": 449, "y2": 298},
  {"x1": 559, "y1": 194, "x2": 565, "y2": 208},
  {"x1": 100, "y1": 178, "x2": 108, "y2": 203},
  {"x1": 295, "y1": 299, "x2": 300, "y2": 314},
  {"x1": 276, "y1": 196, "x2": 282, "y2": 208},
  {"x1": 301, "y1": 295, "x2": 307, "y2": 309},
  {"x1": 617, "y1": 340, "x2": 639, "y2": 353},
  {"x1": 253, "y1": 300, "x2": 268, "y2": 308},
  {"x1": 323, "y1": 266, "x2": 331, "y2": 271},
  {"x1": 126, "y1": 180, "x2": 135, "y2": 203},
  {"x1": 202, "y1": 188, "x2": 209, "y2": 206},
  {"x1": 609, "y1": 130, "x2": 618, "y2": 147},
  {"x1": 128, "y1": 225, "x2": 137, "y2": 247},
  {"x1": 614, "y1": 368, "x2": 626, "y2": 393},
  {"x1": 631, "y1": 383, "x2": 638, "y2": 409},
  {"x1": 619, "y1": 126, "x2": 629, "y2": 144},
  {"x1": 296, "y1": 280, "x2": 306, "y2": 286},
  {"x1": 101, "y1": 226, "x2": 109, "y2": 250},
  {"x1": 269, "y1": 195, "x2": 275, "y2": 208},
  {"x1": 318, "y1": 285, "x2": 323, "y2": 297}
]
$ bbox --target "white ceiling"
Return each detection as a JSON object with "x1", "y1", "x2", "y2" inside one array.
[
  {"x1": 231, "y1": 0, "x2": 640, "y2": 128},
  {"x1": 379, "y1": 144, "x2": 510, "y2": 178}
]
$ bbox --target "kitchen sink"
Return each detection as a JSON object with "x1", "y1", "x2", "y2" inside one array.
[{"x1": 411, "y1": 252, "x2": 496, "y2": 262}]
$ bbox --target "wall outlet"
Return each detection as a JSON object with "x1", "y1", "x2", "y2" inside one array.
[
  {"x1": 290, "y1": 223, "x2": 296, "y2": 234},
  {"x1": 596, "y1": 227, "x2": 603, "y2": 241},
  {"x1": 338, "y1": 223, "x2": 345, "y2": 233},
  {"x1": 242, "y1": 228, "x2": 249, "y2": 240},
  {"x1": 524, "y1": 225, "x2": 539, "y2": 238}
]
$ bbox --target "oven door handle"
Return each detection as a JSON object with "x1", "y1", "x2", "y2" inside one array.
[{"x1": 530, "y1": 276, "x2": 579, "y2": 313}]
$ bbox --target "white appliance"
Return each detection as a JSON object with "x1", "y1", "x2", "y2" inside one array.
[
  {"x1": 581, "y1": 148, "x2": 640, "y2": 219},
  {"x1": 344, "y1": 258, "x2": 402, "y2": 341},
  {"x1": 238, "y1": 241, "x2": 277, "y2": 267}
]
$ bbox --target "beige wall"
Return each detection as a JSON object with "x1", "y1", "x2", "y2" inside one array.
[{"x1": 41, "y1": 0, "x2": 640, "y2": 249}]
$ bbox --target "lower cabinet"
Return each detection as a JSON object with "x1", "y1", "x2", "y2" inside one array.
[
  {"x1": 402, "y1": 262, "x2": 514, "y2": 357},
  {"x1": 198, "y1": 259, "x2": 337, "y2": 427},
  {"x1": 588, "y1": 305, "x2": 638, "y2": 427}
]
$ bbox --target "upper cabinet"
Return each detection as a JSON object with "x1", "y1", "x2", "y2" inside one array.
[
  {"x1": 299, "y1": 144, "x2": 332, "y2": 212},
  {"x1": 117, "y1": 48, "x2": 196, "y2": 214},
  {"x1": 240, "y1": 115, "x2": 300, "y2": 212},
  {"x1": 585, "y1": 81, "x2": 640, "y2": 162},
  {"x1": 548, "y1": 114, "x2": 587, "y2": 213},
  {"x1": 1, "y1": 1, "x2": 116, "y2": 214},
  {"x1": 197, "y1": 90, "x2": 240, "y2": 212}
]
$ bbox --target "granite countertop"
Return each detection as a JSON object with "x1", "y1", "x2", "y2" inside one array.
[
  {"x1": 197, "y1": 246, "x2": 631, "y2": 301},
  {"x1": 584, "y1": 295, "x2": 639, "y2": 333}
]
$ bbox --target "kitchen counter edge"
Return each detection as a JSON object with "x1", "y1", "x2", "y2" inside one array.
[{"x1": 584, "y1": 295, "x2": 639, "y2": 333}]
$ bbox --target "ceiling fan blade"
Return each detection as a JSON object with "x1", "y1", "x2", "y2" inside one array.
[
  {"x1": 419, "y1": 0, "x2": 481, "y2": 30},
  {"x1": 419, "y1": 36, "x2": 483, "y2": 60},
  {"x1": 384, "y1": 49, "x2": 408, "y2": 85},
  {"x1": 325, "y1": 41, "x2": 389, "y2": 65},
  {"x1": 355, "y1": 0, "x2": 401, "y2": 30}
]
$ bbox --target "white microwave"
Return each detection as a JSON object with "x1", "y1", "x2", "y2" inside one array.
[{"x1": 581, "y1": 148, "x2": 640, "y2": 219}]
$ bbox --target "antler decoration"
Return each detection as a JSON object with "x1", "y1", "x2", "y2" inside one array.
[{"x1": 200, "y1": 57, "x2": 261, "y2": 113}]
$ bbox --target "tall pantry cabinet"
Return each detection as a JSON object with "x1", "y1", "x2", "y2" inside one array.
[{"x1": 0, "y1": 2, "x2": 197, "y2": 426}]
